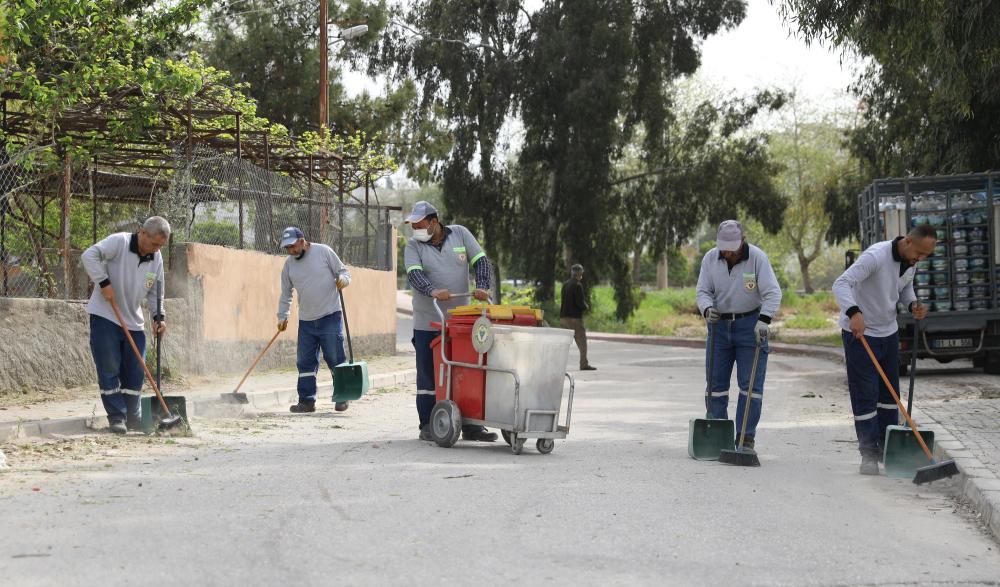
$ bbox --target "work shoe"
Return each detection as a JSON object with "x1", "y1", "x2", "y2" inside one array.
[
  {"x1": 290, "y1": 401, "x2": 316, "y2": 413},
  {"x1": 737, "y1": 436, "x2": 756, "y2": 453},
  {"x1": 109, "y1": 420, "x2": 127, "y2": 435},
  {"x1": 335, "y1": 401, "x2": 350, "y2": 412},
  {"x1": 581, "y1": 365, "x2": 597, "y2": 371},
  {"x1": 419, "y1": 426, "x2": 434, "y2": 442},
  {"x1": 860, "y1": 455, "x2": 880, "y2": 476},
  {"x1": 462, "y1": 426, "x2": 498, "y2": 442}
]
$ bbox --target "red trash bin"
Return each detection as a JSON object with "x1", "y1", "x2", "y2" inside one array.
[{"x1": 430, "y1": 313, "x2": 540, "y2": 421}]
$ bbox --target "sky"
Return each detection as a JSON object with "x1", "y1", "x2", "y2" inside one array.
[{"x1": 696, "y1": 0, "x2": 861, "y2": 109}]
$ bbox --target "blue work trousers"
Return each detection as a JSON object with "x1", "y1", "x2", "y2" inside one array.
[{"x1": 705, "y1": 313, "x2": 768, "y2": 440}]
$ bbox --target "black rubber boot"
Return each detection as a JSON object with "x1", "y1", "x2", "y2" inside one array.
[
  {"x1": 462, "y1": 426, "x2": 498, "y2": 442},
  {"x1": 290, "y1": 401, "x2": 316, "y2": 413}
]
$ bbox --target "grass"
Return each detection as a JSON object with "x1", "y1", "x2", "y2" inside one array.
[{"x1": 500, "y1": 284, "x2": 841, "y2": 345}]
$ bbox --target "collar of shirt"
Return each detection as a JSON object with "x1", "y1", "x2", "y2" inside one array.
[
  {"x1": 130, "y1": 233, "x2": 155, "y2": 264},
  {"x1": 892, "y1": 236, "x2": 911, "y2": 276},
  {"x1": 428, "y1": 226, "x2": 453, "y2": 251},
  {"x1": 718, "y1": 242, "x2": 750, "y2": 269}
]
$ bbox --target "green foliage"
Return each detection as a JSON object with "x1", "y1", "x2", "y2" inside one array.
[
  {"x1": 189, "y1": 221, "x2": 240, "y2": 248},
  {"x1": 364, "y1": 1, "x2": 773, "y2": 323},
  {"x1": 778, "y1": 1, "x2": 1000, "y2": 240},
  {"x1": 784, "y1": 312, "x2": 831, "y2": 330}
]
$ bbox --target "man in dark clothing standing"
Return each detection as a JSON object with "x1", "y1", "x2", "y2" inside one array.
[{"x1": 560, "y1": 264, "x2": 596, "y2": 371}]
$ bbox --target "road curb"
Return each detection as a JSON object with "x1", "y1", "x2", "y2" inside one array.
[
  {"x1": 918, "y1": 417, "x2": 1000, "y2": 541},
  {"x1": 0, "y1": 368, "x2": 417, "y2": 443}
]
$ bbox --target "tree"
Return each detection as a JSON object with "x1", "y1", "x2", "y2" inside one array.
[
  {"x1": 768, "y1": 94, "x2": 851, "y2": 292},
  {"x1": 777, "y1": 1, "x2": 1000, "y2": 240}
]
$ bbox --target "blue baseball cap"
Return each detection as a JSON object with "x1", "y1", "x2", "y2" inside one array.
[
  {"x1": 280, "y1": 227, "x2": 305, "y2": 248},
  {"x1": 405, "y1": 201, "x2": 439, "y2": 224}
]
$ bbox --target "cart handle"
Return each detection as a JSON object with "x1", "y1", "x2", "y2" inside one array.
[{"x1": 563, "y1": 372, "x2": 576, "y2": 432}]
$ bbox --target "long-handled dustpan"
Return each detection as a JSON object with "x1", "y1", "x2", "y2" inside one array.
[
  {"x1": 688, "y1": 322, "x2": 736, "y2": 460},
  {"x1": 109, "y1": 286, "x2": 187, "y2": 433},
  {"x1": 860, "y1": 336, "x2": 957, "y2": 485},
  {"x1": 332, "y1": 288, "x2": 369, "y2": 403},
  {"x1": 221, "y1": 327, "x2": 282, "y2": 404},
  {"x1": 719, "y1": 336, "x2": 762, "y2": 467},
  {"x1": 883, "y1": 324, "x2": 934, "y2": 478}
]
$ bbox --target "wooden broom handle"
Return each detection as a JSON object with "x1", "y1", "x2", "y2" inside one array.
[
  {"x1": 233, "y1": 329, "x2": 282, "y2": 394},
  {"x1": 109, "y1": 297, "x2": 172, "y2": 416},
  {"x1": 858, "y1": 336, "x2": 934, "y2": 460}
]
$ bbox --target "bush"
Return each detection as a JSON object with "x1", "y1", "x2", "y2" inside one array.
[{"x1": 189, "y1": 221, "x2": 240, "y2": 248}]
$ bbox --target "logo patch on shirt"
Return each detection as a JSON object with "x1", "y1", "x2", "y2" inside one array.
[
  {"x1": 743, "y1": 272, "x2": 757, "y2": 292},
  {"x1": 144, "y1": 272, "x2": 156, "y2": 291},
  {"x1": 453, "y1": 246, "x2": 467, "y2": 263}
]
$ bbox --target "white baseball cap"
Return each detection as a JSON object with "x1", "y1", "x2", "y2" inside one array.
[{"x1": 716, "y1": 220, "x2": 744, "y2": 252}]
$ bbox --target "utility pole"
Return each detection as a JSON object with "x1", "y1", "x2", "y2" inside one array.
[{"x1": 319, "y1": 0, "x2": 329, "y2": 136}]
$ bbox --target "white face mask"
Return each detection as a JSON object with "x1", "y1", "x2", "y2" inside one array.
[{"x1": 412, "y1": 228, "x2": 432, "y2": 242}]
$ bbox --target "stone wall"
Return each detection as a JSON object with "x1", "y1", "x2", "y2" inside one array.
[{"x1": 0, "y1": 242, "x2": 397, "y2": 394}]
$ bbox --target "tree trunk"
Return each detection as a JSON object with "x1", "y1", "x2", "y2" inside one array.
[
  {"x1": 60, "y1": 154, "x2": 74, "y2": 300},
  {"x1": 632, "y1": 245, "x2": 642, "y2": 285},
  {"x1": 799, "y1": 254, "x2": 814, "y2": 294},
  {"x1": 656, "y1": 256, "x2": 668, "y2": 289}
]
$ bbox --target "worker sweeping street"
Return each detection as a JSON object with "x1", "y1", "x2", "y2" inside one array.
[
  {"x1": 695, "y1": 220, "x2": 782, "y2": 455},
  {"x1": 403, "y1": 201, "x2": 497, "y2": 442},
  {"x1": 81, "y1": 216, "x2": 170, "y2": 434},
  {"x1": 833, "y1": 224, "x2": 936, "y2": 475},
  {"x1": 276, "y1": 227, "x2": 352, "y2": 414}
]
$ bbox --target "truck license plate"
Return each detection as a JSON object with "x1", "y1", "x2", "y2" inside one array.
[{"x1": 932, "y1": 338, "x2": 973, "y2": 349}]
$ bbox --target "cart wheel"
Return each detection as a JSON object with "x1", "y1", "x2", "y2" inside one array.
[
  {"x1": 511, "y1": 434, "x2": 525, "y2": 455},
  {"x1": 536, "y1": 438, "x2": 555, "y2": 454},
  {"x1": 501, "y1": 429, "x2": 512, "y2": 446},
  {"x1": 429, "y1": 400, "x2": 461, "y2": 448}
]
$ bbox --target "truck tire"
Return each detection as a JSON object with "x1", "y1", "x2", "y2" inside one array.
[{"x1": 983, "y1": 353, "x2": 1000, "y2": 375}]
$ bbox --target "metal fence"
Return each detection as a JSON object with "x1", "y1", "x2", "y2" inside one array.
[{"x1": 0, "y1": 146, "x2": 397, "y2": 300}]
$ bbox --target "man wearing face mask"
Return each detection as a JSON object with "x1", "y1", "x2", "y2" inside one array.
[
  {"x1": 403, "y1": 201, "x2": 497, "y2": 442},
  {"x1": 276, "y1": 227, "x2": 352, "y2": 413},
  {"x1": 696, "y1": 220, "x2": 782, "y2": 455}
]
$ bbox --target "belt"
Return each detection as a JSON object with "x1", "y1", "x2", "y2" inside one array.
[{"x1": 719, "y1": 309, "x2": 760, "y2": 320}]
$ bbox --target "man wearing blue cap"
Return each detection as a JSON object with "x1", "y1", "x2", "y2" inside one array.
[
  {"x1": 403, "y1": 201, "x2": 497, "y2": 442},
  {"x1": 276, "y1": 227, "x2": 352, "y2": 413},
  {"x1": 696, "y1": 220, "x2": 782, "y2": 454}
]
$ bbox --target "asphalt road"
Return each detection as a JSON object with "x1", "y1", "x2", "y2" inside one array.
[{"x1": 2, "y1": 325, "x2": 999, "y2": 585}]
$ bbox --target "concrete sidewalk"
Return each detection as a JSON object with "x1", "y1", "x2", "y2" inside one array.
[
  {"x1": 1, "y1": 354, "x2": 416, "y2": 442},
  {"x1": 396, "y1": 290, "x2": 999, "y2": 539}
]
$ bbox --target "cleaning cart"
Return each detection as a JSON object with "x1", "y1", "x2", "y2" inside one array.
[{"x1": 428, "y1": 298, "x2": 576, "y2": 455}]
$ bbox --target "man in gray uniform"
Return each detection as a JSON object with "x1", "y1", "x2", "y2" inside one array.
[
  {"x1": 277, "y1": 227, "x2": 351, "y2": 413},
  {"x1": 403, "y1": 201, "x2": 496, "y2": 442},
  {"x1": 81, "y1": 216, "x2": 170, "y2": 434},
  {"x1": 696, "y1": 220, "x2": 782, "y2": 453},
  {"x1": 833, "y1": 224, "x2": 934, "y2": 475}
]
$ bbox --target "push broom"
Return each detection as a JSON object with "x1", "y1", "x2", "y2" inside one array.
[
  {"x1": 109, "y1": 295, "x2": 184, "y2": 431},
  {"x1": 719, "y1": 335, "x2": 763, "y2": 467},
  {"x1": 859, "y1": 336, "x2": 958, "y2": 485},
  {"x1": 221, "y1": 327, "x2": 282, "y2": 404}
]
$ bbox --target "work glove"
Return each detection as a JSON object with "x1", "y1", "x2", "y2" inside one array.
[
  {"x1": 704, "y1": 307, "x2": 720, "y2": 324},
  {"x1": 277, "y1": 319, "x2": 288, "y2": 332},
  {"x1": 336, "y1": 276, "x2": 349, "y2": 290},
  {"x1": 754, "y1": 320, "x2": 770, "y2": 343}
]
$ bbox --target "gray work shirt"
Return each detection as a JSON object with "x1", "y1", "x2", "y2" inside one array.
[
  {"x1": 833, "y1": 239, "x2": 916, "y2": 338},
  {"x1": 278, "y1": 244, "x2": 351, "y2": 322},
  {"x1": 696, "y1": 243, "x2": 782, "y2": 319},
  {"x1": 81, "y1": 232, "x2": 164, "y2": 331},
  {"x1": 404, "y1": 225, "x2": 486, "y2": 331}
]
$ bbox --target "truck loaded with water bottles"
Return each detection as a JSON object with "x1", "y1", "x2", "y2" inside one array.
[{"x1": 858, "y1": 172, "x2": 1000, "y2": 374}]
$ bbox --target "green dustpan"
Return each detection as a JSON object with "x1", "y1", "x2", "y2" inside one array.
[
  {"x1": 884, "y1": 324, "x2": 933, "y2": 478},
  {"x1": 689, "y1": 323, "x2": 735, "y2": 460},
  {"x1": 884, "y1": 425, "x2": 935, "y2": 478},
  {"x1": 688, "y1": 416, "x2": 736, "y2": 460},
  {"x1": 140, "y1": 395, "x2": 188, "y2": 435},
  {"x1": 332, "y1": 289, "x2": 369, "y2": 403}
]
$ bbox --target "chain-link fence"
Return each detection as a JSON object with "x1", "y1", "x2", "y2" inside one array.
[{"x1": 0, "y1": 146, "x2": 397, "y2": 300}]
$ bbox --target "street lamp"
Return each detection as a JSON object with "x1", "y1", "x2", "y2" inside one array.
[{"x1": 318, "y1": 2, "x2": 368, "y2": 138}]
